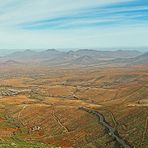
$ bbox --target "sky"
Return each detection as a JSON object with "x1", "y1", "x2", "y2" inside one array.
[{"x1": 0, "y1": 0, "x2": 148, "y2": 50}]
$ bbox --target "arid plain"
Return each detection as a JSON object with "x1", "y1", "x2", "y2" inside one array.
[{"x1": 0, "y1": 61, "x2": 147, "y2": 148}]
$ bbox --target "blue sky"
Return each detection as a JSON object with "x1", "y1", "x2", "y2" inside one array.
[{"x1": 0, "y1": 0, "x2": 148, "y2": 50}]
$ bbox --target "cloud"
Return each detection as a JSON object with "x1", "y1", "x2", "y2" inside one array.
[
  {"x1": 20, "y1": 0, "x2": 148, "y2": 30},
  {"x1": 0, "y1": 0, "x2": 148, "y2": 49},
  {"x1": 0, "y1": 0, "x2": 119, "y2": 25}
]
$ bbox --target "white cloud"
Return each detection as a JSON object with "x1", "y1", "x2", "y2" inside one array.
[
  {"x1": 0, "y1": 0, "x2": 121, "y2": 25},
  {"x1": 0, "y1": 0, "x2": 147, "y2": 49}
]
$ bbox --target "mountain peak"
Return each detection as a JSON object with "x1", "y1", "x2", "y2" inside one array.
[
  {"x1": 45, "y1": 49, "x2": 58, "y2": 52},
  {"x1": 24, "y1": 49, "x2": 32, "y2": 52}
]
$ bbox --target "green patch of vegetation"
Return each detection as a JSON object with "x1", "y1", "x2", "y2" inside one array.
[
  {"x1": 143, "y1": 139, "x2": 148, "y2": 144},
  {"x1": 85, "y1": 143, "x2": 97, "y2": 148},
  {"x1": 0, "y1": 132, "x2": 58, "y2": 148},
  {"x1": 0, "y1": 110, "x2": 58, "y2": 148},
  {"x1": 28, "y1": 92, "x2": 44, "y2": 101},
  {"x1": 0, "y1": 114, "x2": 11, "y2": 128},
  {"x1": 0, "y1": 112, "x2": 18, "y2": 129},
  {"x1": 0, "y1": 140, "x2": 57, "y2": 148},
  {"x1": 0, "y1": 112, "x2": 5, "y2": 118}
]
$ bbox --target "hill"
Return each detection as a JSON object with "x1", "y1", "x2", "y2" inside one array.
[
  {"x1": 3, "y1": 49, "x2": 148, "y2": 67},
  {"x1": 129, "y1": 52, "x2": 148, "y2": 65}
]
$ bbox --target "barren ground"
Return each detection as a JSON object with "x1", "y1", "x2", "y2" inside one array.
[{"x1": 0, "y1": 65, "x2": 147, "y2": 147}]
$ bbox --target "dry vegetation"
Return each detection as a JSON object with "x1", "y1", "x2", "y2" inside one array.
[{"x1": 0, "y1": 65, "x2": 147, "y2": 148}]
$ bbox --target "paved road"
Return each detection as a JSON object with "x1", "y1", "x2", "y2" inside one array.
[{"x1": 79, "y1": 107, "x2": 131, "y2": 148}]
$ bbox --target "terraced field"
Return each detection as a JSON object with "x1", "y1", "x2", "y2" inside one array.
[{"x1": 0, "y1": 66, "x2": 147, "y2": 147}]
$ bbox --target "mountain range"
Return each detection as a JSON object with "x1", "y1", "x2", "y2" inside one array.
[{"x1": 0, "y1": 49, "x2": 147, "y2": 67}]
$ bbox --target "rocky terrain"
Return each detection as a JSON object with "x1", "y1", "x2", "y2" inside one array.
[{"x1": 0, "y1": 60, "x2": 147, "y2": 147}]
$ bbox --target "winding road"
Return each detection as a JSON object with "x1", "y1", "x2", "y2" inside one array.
[{"x1": 79, "y1": 107, "x2": 131, "y2": 148}]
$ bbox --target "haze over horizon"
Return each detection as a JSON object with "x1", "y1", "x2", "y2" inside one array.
[
  {"x1": 0, "y1": 0, "x2": 148, "y2": 50},
  {"x1": 0, "y1": 47, "x2": 147, "y2": 56}
]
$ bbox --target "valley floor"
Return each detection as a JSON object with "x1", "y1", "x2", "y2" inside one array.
[{"x1": 0, "y1": 65, "x2": 147, "y2": 148}]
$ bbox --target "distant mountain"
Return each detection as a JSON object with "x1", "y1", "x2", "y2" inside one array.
[
  {"x1": 6, "y1": 49, "x2": 64, "y2": 62},
  {"x1": 4, "y1": 49, "x2": 145, "y2": 67},
  {"x1": 71, "y1": 55, "x2": 97, "y2": 65},
  {"x1": 0, "y1": 49, "x2": 16, "y2": 56},
  {"x1": 6, "y1": 49, "x2": 38, "y2": 60},
  {"x1": 4, "y1": 60, "x2": 20, "y2": 64},
  {"x1": 38, "y1": 49, "x2": 64, "y2": 59},
  {"x1": 74, "y1": 49, "x2": 141, "y2": 58},
  {"x1": 129, "y1": 52, "x2": 148, "y2": 65},
  {"x1": 0, "y1": 60, "x2": 22, "y2": 67},
  {"x1": 105, "y1": 52, "x2": 148, "y2": 66}
]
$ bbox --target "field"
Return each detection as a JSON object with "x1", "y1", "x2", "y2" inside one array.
[{"x1": 0, "y1": 65, "x2": 147, "y2": 148}]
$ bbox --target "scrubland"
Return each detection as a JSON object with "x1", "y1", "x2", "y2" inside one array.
[{"x1": 0, "y1": 65, "x2": 147, "y2": 147}]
